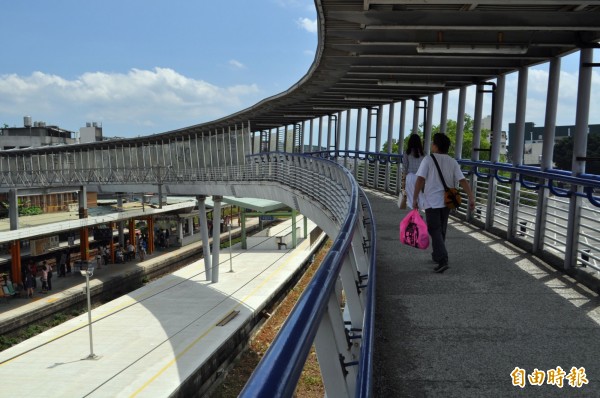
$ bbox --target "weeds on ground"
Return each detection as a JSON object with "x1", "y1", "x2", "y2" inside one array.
[
  {"x1": 0, "y1": 309, "x2": 85, "y2": 352},
  {"x1": 211, "y1": 239, "x2": 331, "y2": 398}
]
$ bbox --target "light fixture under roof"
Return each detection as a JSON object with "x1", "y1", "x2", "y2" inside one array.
[
  {"x1": 417, "y1": 43, "x2": 528, "y2": 55},
  {"x1": 378, "y1": 80, "x2": 446, "y2": 87},
  {"x1": 345, "y1": 96, "x2": 394, "y2": 102},
  {"x1": 282, "y1": 114, "x2": 316, "y2": 118},
  {"x1": 313, "y1": 106, "x2": 347, "y2": 111}
]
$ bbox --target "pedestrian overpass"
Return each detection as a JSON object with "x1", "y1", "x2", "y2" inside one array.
[{"x1": 1, "y1": 1, "x2": 600, "y2": 396}]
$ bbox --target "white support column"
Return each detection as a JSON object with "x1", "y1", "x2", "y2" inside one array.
[
  {"x1": 197, "y1": 196, "x2": 212, "y2": 280},
  {"x1": 397, "y1": 100, "x2": 407, "y2": 193},
  {"x1": 565, "y1": 48, "x2": 593, "y2": 269},
  {"x1": 212, "y1": 196, "x2": 222, "y2": 283},
  {"x1": 318, "y1": 116, "x2": 324, "y2": 151},
  {"x1": 177, "y1": 220, "x2": 184, "y2": 246},
  {"x1": 412, "y1": 100, "x2": 420, "y2": 135},
  {"x1": 455, "y1": 87, "x2": 467, "y2": 159},
  {"x1": 353, "y1": 108, "x2": 363, "y2": 179},
  {"x1": 472, "y1": 84, "x2": 484, "y2": 162},
  {"x1": 364, "y1": 108, "x2": 374, "y2": 186},
  {"x1": 350, "y1": 223, "x2": 370, "y2": 277},
  {"x1": 9, "y1": 189, "x2": 18, "y2": 230},
  {"x1": 486, "y1": 75, "x2": 506, "y2": 231},
  {"x1": 385, "y1": 102, "x2": 395, "y2": 192},
  {"x1": 508, "y1": 66, "x2": 528, "y2": 240},
  {"x1": 533, "y1": 58, "x2": 560, "y2": 253},
  {"x1": 187, "y1": 217, "x2": 193, "y2": 236},
  {"x1": 314, "y1": 291, "x2": 357, "y2": 398},
  {"x1": 469, "y1": 84, "x2": 484, "y2": 221},
  {"x1": 423, "y1": 94, "x2": 434, "y2": 151},
  {"x1": 440, "y1": 90, "x2": 449, "y2": 135},
  {"x1": 335, "y1": 112, "x2": 342, "y2": 154},
  {"x1": 344, "y1": 109, "x2": 352, "y2": 168},
  {"x1": 374, "y1": 105, "x2": 383, "y2": 189},
  {"x1": 339, "y1": 255, "x2": 364, "y2": 328}
]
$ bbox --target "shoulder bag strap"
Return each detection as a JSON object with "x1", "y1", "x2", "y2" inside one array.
[{"x1": 430, "y1": 154, "x2": 449, "y2": 191}]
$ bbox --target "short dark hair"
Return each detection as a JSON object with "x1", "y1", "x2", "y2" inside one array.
[{"x1": 433, "y1": 133, "x2": 451, "y2": 154}]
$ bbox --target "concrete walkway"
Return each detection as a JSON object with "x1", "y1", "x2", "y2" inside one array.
[{"x1": 368, "y1": 189, "x2": 600, "y2": 397}]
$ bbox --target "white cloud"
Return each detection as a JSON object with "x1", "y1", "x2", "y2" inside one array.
[
  {"x1": 0, "y1": 68, "x2": 260, "y2": 136},
  {"x1": 228, "y1": 59, "x2": 246, "y2": 69},
  {"x1": 297, "y1": 17, "x2": 317, "y2": 33}
]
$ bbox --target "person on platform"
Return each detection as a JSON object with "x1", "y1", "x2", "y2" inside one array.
[
  {"x1": 40, "y1": 262, "x2": 48, "y2": 293},
  {"x1": 116, "y1": 247, "x2": 124, "y2": 263},
  {"x1": 127, "y1": 240, "x2": 136, "y2": 261},
  {"x1": 138, "y1": 237, "x2": 146, "y2": 261},
  {"x1": 25, "y1": 264, "x2": 35, "y2": 298},
  {"x1": 46, "y1": 262, "x2": 53, "y2": 291}
]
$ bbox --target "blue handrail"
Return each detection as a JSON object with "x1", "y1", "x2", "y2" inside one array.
[
  {"x1": 240, "y1": 157, "x2": 361, "y2": 397},
  {"x1": 355, "y1": 188, "x2": 376, "y2": 397},
  {"x1": 305, "y1": 150, "x2": 600, "y2": 207}
]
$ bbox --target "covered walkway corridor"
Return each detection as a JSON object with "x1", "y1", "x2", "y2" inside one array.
[{"x1": 369, "y1": 189, "x2": 600, "y2": 396}]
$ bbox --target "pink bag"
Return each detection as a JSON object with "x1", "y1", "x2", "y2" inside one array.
[{"x1": 399, "y1": 209, "x2": 429, "y2": 250}]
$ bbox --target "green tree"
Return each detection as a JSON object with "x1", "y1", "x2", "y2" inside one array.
[
  {"x1": 382, "y1": 114, "x2": 495, "y2": 160},
  {"x1": 553, "y1": 132, "x2": 600, "y2": 174},
  {"x1": 432, "y1": 115, "x2": 492, "y2": 160}
]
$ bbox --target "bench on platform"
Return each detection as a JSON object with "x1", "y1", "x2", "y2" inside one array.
[{"x1": 275, "y1": 228, "x2": 299, "y2": 250}]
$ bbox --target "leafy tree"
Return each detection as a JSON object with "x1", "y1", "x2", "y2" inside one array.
[
  {"x1": 432, "y1": 115, "x2": 492, "y2": 160},
  {"x1": 382, "y1": 114, "x2": 495, "y2": 160},
  {"x1": 553, "y1": 132, "x2": 600, "y2": 175}
]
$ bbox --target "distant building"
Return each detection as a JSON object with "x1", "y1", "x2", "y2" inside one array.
[
  {"x1": 481, "y1": 115, "x2": 507, "y2": 158},
  {"x1": 0, "y1": 117, "x2": 99, "y2": 215},
  {"x1": 79, "y1": 122, "x2": 104, "y2": 144},
  {"x1": 0, "y1": 116, "x2": 76, "y2": 150},
  {"x1": 507, "y1": 122, "x2": 600, "y2": 165}
]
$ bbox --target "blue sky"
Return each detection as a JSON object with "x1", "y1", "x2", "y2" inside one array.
[
  {"x1": 0, "y1": 0, "x2": 597, "y2": 141},
  {"x1": 0, "y1": 0, "x2": 317, "y2": 137}
]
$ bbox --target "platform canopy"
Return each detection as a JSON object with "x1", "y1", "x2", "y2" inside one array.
[{"x1": 220, "y1": 197, "x2": 289, "y2": 213}]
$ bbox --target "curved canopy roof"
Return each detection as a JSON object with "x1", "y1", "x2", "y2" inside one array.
[
  {"x1": 172, "y1": 0, "x2": 600, "y2": 134},
  {"x1": 6, "y1": 1, "x2": 600, "y2": 150}
]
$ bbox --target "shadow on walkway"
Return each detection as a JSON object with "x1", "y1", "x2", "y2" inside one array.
[{"x1": 368, "y1": 189, "x2": 600, "y2": 397}]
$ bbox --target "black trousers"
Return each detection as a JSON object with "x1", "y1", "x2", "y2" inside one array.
[{"x1": 425, "y1": 207, "x2": 451, "y2": 264}]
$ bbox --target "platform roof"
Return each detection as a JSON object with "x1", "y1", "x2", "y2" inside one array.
[{"x1": 221, "y1": 197, "x2": 289, "y2": 213}]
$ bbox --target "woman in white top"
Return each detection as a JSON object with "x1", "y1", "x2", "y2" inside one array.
[{"x1": 402, "y1": 134, "x2": 426, "y2": 209}]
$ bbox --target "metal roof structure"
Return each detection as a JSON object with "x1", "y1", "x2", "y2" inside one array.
[
  {"x1": 163, "y1": 0, "x2": 600, "y2": 134},
  {"x1": 4, "y1": 1, "x2": 600, "y2": 150}
]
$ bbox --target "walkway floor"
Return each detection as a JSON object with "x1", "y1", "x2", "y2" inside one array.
[
  {"x1": 0, "y1": 216, "x2": 322, "y2": 397},
  {"x1": 368, "y1": 189, "x2": 600, "y2": 397}
]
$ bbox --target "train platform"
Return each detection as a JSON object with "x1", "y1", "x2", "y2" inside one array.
[{"x1": 0, "y1": 216, "x2": 323, "y2": 397}]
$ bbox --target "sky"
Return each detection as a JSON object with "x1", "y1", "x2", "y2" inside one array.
[{"x1": 0, "y1": 0, "x2": 598, "y2": 143}]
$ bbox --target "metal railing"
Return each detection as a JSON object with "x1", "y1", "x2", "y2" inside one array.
[
  {"x1": 238, "y1": 153, "x2": 375, "y2": 397},
  {"x1": 312, "y1": 151, "x2": 600, "y2": 279},
  {"x1": 5, "y1": 142, "x2": 600, "y2": 396}
]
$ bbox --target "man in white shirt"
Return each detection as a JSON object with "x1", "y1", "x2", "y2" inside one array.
[{"x1": 413, "y1": 133, "x2": 475, "y2": 273}]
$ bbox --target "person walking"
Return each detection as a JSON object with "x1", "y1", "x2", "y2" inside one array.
[
  {"x1": 40, "y1": 262, "x2": 48, "y2": 293},
  {"x1": 402, "y1": 134, "x2": 426, "y2": 209},
  {"x1": 25, "y1": 264, "x2": 35, "y2": 298},
  {"x1": 31, "y1": 262, "x2": 38, "y2": 288},
  {"x1": 412, "y1": 133, "x2": 475, "y2": 273},
  {"x1": 46, "y1": 263, "x2": 53, "y2": 291},
  {"x1": 138, "y1": 237, "x2": 146, "y2": 261}
]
